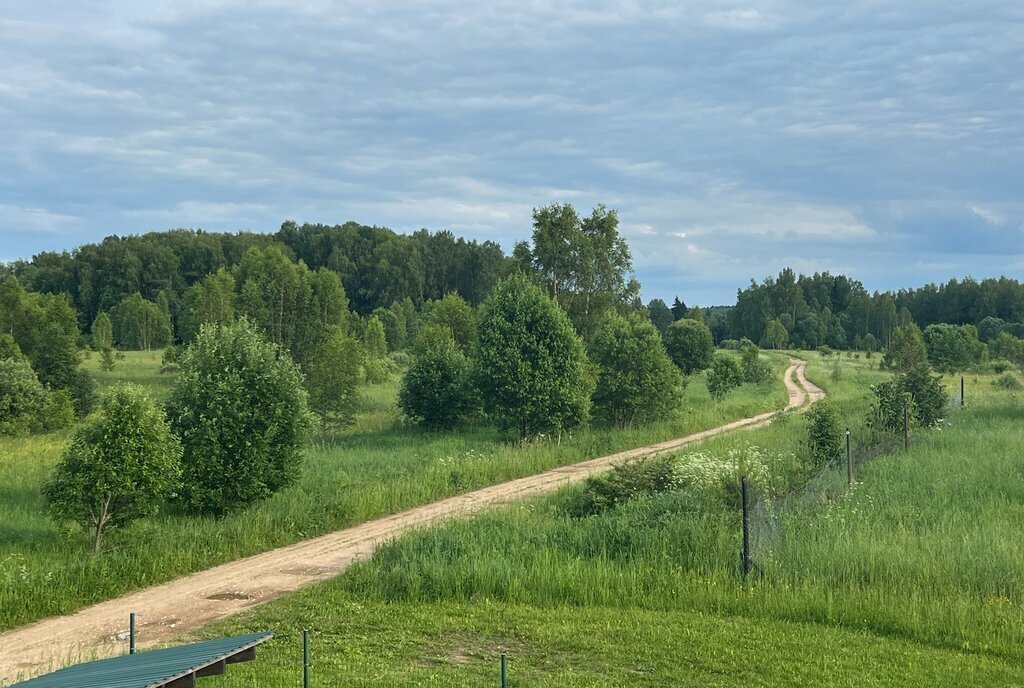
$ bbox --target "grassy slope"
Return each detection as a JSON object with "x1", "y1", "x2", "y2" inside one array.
[
  {"x1": 193, "y1": 355, "x2": 1024, "y2": 686},
  {"x1": 0, "y1": 351, "x2": 787, "y2": 631}
]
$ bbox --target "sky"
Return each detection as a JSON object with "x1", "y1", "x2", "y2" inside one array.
[{"x1": 1, "y1": 1, "x2": 1022, "y2": 305}]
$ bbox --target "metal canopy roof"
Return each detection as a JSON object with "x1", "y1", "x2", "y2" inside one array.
[{"x1": 8, "y1": 631, "x2": 272, "y2": 688}]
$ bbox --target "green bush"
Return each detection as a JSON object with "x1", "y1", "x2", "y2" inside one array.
[
  {"x1": 562, "y1": 456, "x2": 677, "y2": 518},
  {"x1": 68, "y1": 368, "x2": 99, "y2": 418},
  {"x1": 589, "y1": 314, "x2": 683, "y2": 428},
  {"x1": 0, "y1": 358, "x2": 49, "y2": 435},
  {"x1": 44, "y1": 385, "x2": 181, "y2": 552},
  {"x1": 167, "y1": 320, "x2": 314, "y2": 515},
  {"x1": 870, "y1": 363, "x2": 947, "y2": 432},
  {"x1": 398, "y1": 335, "x2": 474, "y2": 430},
  {"x1": 739, "y1": 339, "x2": 772, "y2": 384},
  {"x1": 993, "y1": 373, "x2": 1023, "y2": 391},
  {"x1": 665, "y1": 319, "x2": 715, "y2": 375},
  {"x1": 306, "y1": 327, "x2": 363, "y2": 429},
  {"x1": 706, "y1": 354, "x2": 743, "y2": 401},
  {"x1": 804, "y1": 400, "x2": 843, "y2": 470}
]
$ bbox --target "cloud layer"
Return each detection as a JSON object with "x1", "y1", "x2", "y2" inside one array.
[{"x1": 1, "y1": 1, "x2": 1022, "y2": 304}]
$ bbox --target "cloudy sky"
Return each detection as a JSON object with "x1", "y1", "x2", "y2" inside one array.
[{"x1": 1, "y1": 1, "x2": 1022, "y2": 304}]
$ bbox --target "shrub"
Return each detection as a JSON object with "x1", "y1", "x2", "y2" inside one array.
[
  {"x1": 817, "y1": 345, "x2": 833, "y2": 357},
  {"x1": 562, "y1": 456, "x2": 677, "y2": 518},
  {"x1": 739, "y1": 339, "x2": 772, "y2": 384},
  {"x1": 68, "y1": 368, "x2": 99, "y2": 417},
  {"x1": 706, "y1": 354, "x2": 743, "y2": 401},
  {"x1": 589, "y1": 314, "x2": 684, "y2": 428},
  {"x1": 307, "y1": 327, "x2": 363, "y2": 429},
  {"x1": 160, "y1": 345, "x2": 183, "y2": 374},
  {"x1": 719, "y1": 339, "x2": 741, "y2": 350},
  {"x1": 993, "y1": 373, "x2": 1023, "y2": 391},
  {"x1": 883, "y1": 324, "x2": 928, "y2": 372},
  {"x1": 804, "y1": 400, "x2": 843, "y2": 470},
  {"x1": 39, "y1": 389, "x2": 76, "y2": 432},
  {"x1": 100, "y1": 347, "x2": 116, "y2": 372},
  {"x1": 0, "y1": 357, "x2": 48, "y2": 435},
  {"x1": 44, "y1": 385, "x2": 182, "y2": 552},
  {"x1": 923, "y1": 323, "x2": 983, "y2": 372},
  {"x1": 665, "y1": 319, "x2": 715, "y2": 375},
  {"x1": 399, "y1": 335, "x2": 474, "y2": 430},
  {"x1": 167, "y1": 320, "x2": 314, "y2": 515},
  {"x1": 473, "y1": 274, "x2": 594, "y2": 440},
  {"x1": 870, "y1": 363, "x2": 947, "y2": 432}
]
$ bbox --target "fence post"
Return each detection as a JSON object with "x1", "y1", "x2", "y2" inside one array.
[
  {"x1": 501, "y1": 652, "x2": 508, "y2": 688},
  {"x1": 741, "y1": 476, "x2": 751, "y2": 577},
  {"x1": 129, "y1": 612, "x2": 136, "y2": 655},
  {"x1": 903, "y1": 404, "x2": 909, "y2": 451},
  {"x1": 961, "y1": 376, "x2": 965, "y2": 407},
  {"x1": 846, "y1": 428, "x2": 852, "y2": 486},
  {"x1": 303, "y1": 629, "x2": 310, "y2": 688}
]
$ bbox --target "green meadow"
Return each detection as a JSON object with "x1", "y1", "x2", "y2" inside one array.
[
  {"x1": 0, "y1": 350, "x2": 787, "y2": 631},
  {"x1": 193, "y1": 355, "x2": 1024, "y2": 686}
]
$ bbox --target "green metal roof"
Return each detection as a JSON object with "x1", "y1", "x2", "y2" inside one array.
[{"x1": 8, "y1": 631, "x2": 272, "y2": 688}]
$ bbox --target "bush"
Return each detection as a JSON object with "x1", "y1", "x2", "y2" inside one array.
[
  {"x1": 706, "y1": 354, "x2": 743, "y2": 401},
  {"x1": 68, "y1": 368, "x2": 99, "y2": 417},
  {"x1": 398, "y1": 335, "x2": 474, "y2": 430},
  {"x1": 40, "y1": 389, "x2": 76, "y2": 431},
  {"x1": 923, "y1": 323, "x2": 983, "y2": 372},
  {"x1": 804, "y1": 400, "x2": 843, "y2": 470},
  {"x1": 167, "y1": 320, "x2": 314, "y2": 515},
  {"x1": 589, "y1": 314, "x2": 684, "y2": 428},
  {"x1": 44, "y1": 385, "x2": 182, "y2": 552},
  {"x1": 719, "y1": 339, "x2": 741, "y2": 350},
  {"x1": 665, "y1": 319, "x2": 715, "y2": 375},
  {"x1": 739, "y1": 339, "x2": 772, "y2": 384},
  {"x1": 307, "y1": 327, "x2": 363, "y2": 429},
  {"x1": 474, "y1": 274, "x2": 594, "y2": 440},
  {"x1": 870, "y1": 363, "x2": 947, "y2": 432},
  {"x1": 160, "y1": 345, "x2": 183, "y2": 374},
  {"x1": 0, "y1": 357, "x2": 49, "y2": 435},
  {"x1": 562, "y1": 456, "x2": 677, "y2": 518},
  {"x1": 993, "y1": 373, "x2": 1023, "y2": 391},
  {"x1": 817, "y1": 345, "x2": 833, "y2": 357}
]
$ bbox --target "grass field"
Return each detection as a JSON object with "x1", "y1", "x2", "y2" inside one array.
[
  {"x1": 0, "y1": 350, "x2": 789, "y2": 632},
  {"x1": 189, "y1": 354, "x2": 1024, "y2": 686}
]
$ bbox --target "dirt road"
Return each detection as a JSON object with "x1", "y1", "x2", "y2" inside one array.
[{"x1": 0, "y1": 358, "x2": 823, "y2": 685}]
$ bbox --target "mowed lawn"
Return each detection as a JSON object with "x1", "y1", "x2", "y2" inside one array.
[
  {"x1": 0, "y1": 350, "x2": 788, "y2": 632},
  {"x1": 194, "y1": 357, "x2": 1024, "y2": 686}
]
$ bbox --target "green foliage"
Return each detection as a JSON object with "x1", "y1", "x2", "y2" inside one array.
[
  {"x1": 372, "y1": 306, "x2": 406, "y2": 352},
  {"x1": 68, "y1": 368, "x2": 99, "y2": 417},
  {"x1": 528, "y1": 203, "x2": 638, "y2": 339},
  {"x1": 871, "y1": 363, "x2": 947, "y2": 432},
  {"x1": 306, "y1": 327, "x2": 362, "y2": 429},
  {"x1": 44, "y1": 385, "x2": 182, "y2": 551},
  {"x1": 0, "y1": 333, "x2": 23, "y2": 361},
  {"x1": 0, "y1": 358, "x2": 49, "y2": 435},
  {"x1": 882, "y1": 323, "x2": 928, "y2": 372},
  {"x1": 562, "y1": 456, "x2": 677, "y2": 518},
  {"x1": 0, "y1": 282, "x2": 83, "y2": 390},
  {"x1": 398, "y1": 334, "x2": 474, "y2": 430},
  {"x1": 422, "y1": 292, "x2": 476, "y2": 353},
  {"x1": 111, "y1": 292, "x2": 173, "y2": 350},
  {"x1": 645, "y1": 298, "x2": 674, "y2": 336},
  {"x1": 589, "y1": 314, "x2": 683, "y2": 428},
  {"x1": 179, "y1": 267, "x2": 236, "y2": 342},
  {"x1": 362, "y1": 315, "x2": 388, "y2": 358},
  {"x1": 40, "y1": 389, "x2": 76, "y2": 431},
  {"x1": 705, "y1": 354, "x2": 743, "y2": 401},
  {"x1": 763, "y1": 318, "x2": 789, "y2": 349},
  {"x1": 664, "y1": 319, "x2": 714, "y2": 375},
  {"x1": 100, "y1": 347, "x2": 115, "y2": 372},
  {"x1": 474, "y1": 273, "x2": 594, "y2": 440},
  {"x1": 993, "y1": 373, "x2": 1022, "y2": 390},
  {"x1": 167, "y1": 320, "x2": 313, "y2": 515},
  {"x1": 91, "y1": 312, "x2": 113, "y2": 350},
  {"x1": 830, "y1": 358, "x2": 842, "y2": 383},
  {"x1": 739, "y1": 339, "x2": 772, "y2": 383},
  {"x1": 804, "y1": 399, "x2": 843, "y2": 470},
  {"x1": 923, "y1": 323, "x2": 983, "y2": 372},
  {"x1": 977, "y1": 315, "x2": 1005, "y2": 342},
  {"x1": 989, "y1": 332, "x2": 1024, "y2": 366}
]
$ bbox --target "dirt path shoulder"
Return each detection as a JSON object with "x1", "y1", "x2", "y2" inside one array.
[{"x1": 0, "y1": 359, "x2": 823, "y2": 685}]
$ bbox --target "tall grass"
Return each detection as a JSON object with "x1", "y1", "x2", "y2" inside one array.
[{"x1": 0, "y1": 351, "x2": 789, "y2": 631}]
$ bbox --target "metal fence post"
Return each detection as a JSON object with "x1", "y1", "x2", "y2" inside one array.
[
  {"x1": 846, "y1": 428, "x2": 852, "y2": 486},
  {"x1": 303, "y1": 629, "x2": 310, "y2": 688},
  {"x1": 741, "y1": 476, "x2": 751, "y2": 577},
  {"x1": 129, "y1": 612, "x2": 136, "y2": 655},
  {"x1": 501, "y1": 652, "x2": 508, "y2": 688},
  {"x1": 961, "y1": 376, "x2": 965, "y2": 407}
]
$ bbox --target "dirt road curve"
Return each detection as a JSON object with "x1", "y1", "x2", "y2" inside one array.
[{"x1": 0, "y1": 359, "x2": 823, "y2": 685}]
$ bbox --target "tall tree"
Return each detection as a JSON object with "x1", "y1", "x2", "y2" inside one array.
[
  {"x1": 646, "y1": 299, "x2": 674, "y2": 336},
  {"x1": 665, "y1": 319, "x2": 715, "y2": 376}
]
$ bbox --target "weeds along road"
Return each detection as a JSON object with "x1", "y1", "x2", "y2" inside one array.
[{"x1": 0, "y1": 359, "x2": 823, "y2": 685}]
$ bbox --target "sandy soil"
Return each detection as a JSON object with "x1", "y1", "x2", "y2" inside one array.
[{"x1": 0, "y1": 358, "x2": 823, "y2": 685}]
